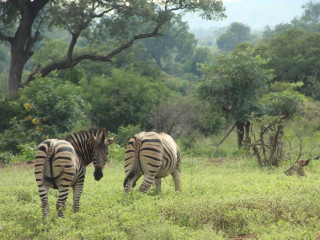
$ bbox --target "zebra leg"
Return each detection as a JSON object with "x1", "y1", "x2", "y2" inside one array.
[
  {"x1": 124, "y1": 172, "x2": 142, "y2": 193},
  {"x1": 155, "y1": 178, "x2": 162, "y2": 193},
  {"x1": 171, "y1": 168, "x2": 181, "y2": 191},
  {"x1": 39, "y1": 186, "x2": 50, "y2": 220},
  {"x1": 72, "y1": 181, "x2": 84, "y2": 213},
  {"x1": 139, "y1": 175, "x2": 156, "y2": 193},
  {"x1": 56, "y1": 188, "x2": 69, "y2": 217}
]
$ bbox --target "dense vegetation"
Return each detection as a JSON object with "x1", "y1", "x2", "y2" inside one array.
[{"x1": 1, "y1": 1, "x2": 320, "y2": 239}]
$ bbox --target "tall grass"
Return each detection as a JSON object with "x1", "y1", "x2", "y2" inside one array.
[{"x1": 1, "y1": 153, "x2": 320, "y2": 239}]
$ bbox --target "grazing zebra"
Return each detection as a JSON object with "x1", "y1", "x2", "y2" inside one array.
[
  {"x1": 124, "y1": 132, "x2": 181, "y2": 193},
  {"x1": 285, "y1": 159, "x2": 310, "y2": 177},
  {"x1": 34, "y1": 127, "x2": 116, "y2": 219}
]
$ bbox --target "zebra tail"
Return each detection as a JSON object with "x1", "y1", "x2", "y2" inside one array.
[
  {"x1": 123, "y1": 136, "x2": 142, "y2": 188},
  {"x1": 43, "y1": 145, "x2": 62, "y2": 187}
]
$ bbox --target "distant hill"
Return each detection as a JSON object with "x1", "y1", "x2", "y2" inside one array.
[{"x1": 183, "y1": 0, "x2": 307, "y2": 36}]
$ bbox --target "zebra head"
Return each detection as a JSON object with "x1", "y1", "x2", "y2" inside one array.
[
  {"x1": 285, "y1": 159, "x2": 310, "y2": 177},
  {"x1": 91, "y1": 128, "x2": 116, "y2": 181}
]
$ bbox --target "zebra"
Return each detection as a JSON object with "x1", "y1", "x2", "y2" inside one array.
[
  {"x1": 124, "y1": 131, "x2": 181, "y2": 193},
  {"x1": 34, "y1": 127, "x2": 116, "y2": 220}
]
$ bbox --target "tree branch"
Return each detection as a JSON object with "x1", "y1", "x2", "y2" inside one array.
[
  {"x1": 24, "y1": 22, "x2": 163, "y2": 85},
  {"x1": 208, "y1": 122, "x2": 237, "y2": 156}
]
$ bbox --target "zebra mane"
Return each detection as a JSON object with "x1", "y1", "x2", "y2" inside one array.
[
  {"x1": 65, "y1": 127, "x2": 105, "y2": 141},
  {"x1": 65, "y1": 127, "x2": 106, "y2": 165}
]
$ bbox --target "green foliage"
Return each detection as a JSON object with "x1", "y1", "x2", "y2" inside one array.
[
  {"x1": 117, "y1": 124, "x2": 142, "y2": 147},
  {"x1": 183, "y1": 47, "x2": 214, "y2": 77},
  {"x1": 0, "y1": 151, "x2": 14, "y2": 165},
  {"x1": 0, "y1": 76, "x2": 90, "y2": 153},
  {"x1": 216, "y1": 22, "x2": 252, "y2": 53},
  {"x1": 196, "y1": 48, "x2": 273, "y2": 123},
  {"x1": 0, "y1": 98, "x2": 16, "y2": 133},
  {"x1": 15, "y1": 142, "x2": 37, "y2": 163},
  {"x1": 143, "y1": 15, "x2": 197, "y2": 72},
  {"x1": 83, "y1": 68, "x2": 172, "y2": 132},
  {"x1": 256, "y1": 29, "x2": 320, "y2": 99},
  {"x1": 291, "y1": 1, "x2": 320, "y2": 32},
  {"x1": 108, "y1": 143, "x2": 126, "y2": 163},
  {"x1": 257, "y1": 82, "x2": 306, "y2": 118}
]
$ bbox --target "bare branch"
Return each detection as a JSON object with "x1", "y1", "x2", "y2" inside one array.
[
  {"x1": 25, "y1": 22, "x2": 163, "y2": 85},
  {"x1": 209, "y1": 122, "x2": 237, "y2": 156}
]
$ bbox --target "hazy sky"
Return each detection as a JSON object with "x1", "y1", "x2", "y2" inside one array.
[{"x1": 183, "y1": 0, "x2": 307, "y2": 31}]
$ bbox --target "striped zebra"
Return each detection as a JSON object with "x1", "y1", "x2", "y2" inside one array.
[
  {"x1": 124, "y1": 132, "x2": 181, "y2": 193},
  {"x1": 34, "y1": 127, "x2": 116, "y2": 219}
]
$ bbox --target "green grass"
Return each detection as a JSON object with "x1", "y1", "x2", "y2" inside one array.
[{"x1": 1, "y1": 157, "x2": 320, "y2": 239}]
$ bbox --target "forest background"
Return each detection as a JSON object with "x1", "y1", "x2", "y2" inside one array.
[{"x1": 0, "y1": 0, "x2": 320, "y2": 167}]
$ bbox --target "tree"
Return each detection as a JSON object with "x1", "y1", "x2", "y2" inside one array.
[
  {"x1": 82, "y1": 68, "x2": 172, "y2": 133},
  {"x1": 183, "y1": 47, "x2": 213, "y2": 77},
  {"x1": 216, "y1": 22, "x2": 251, "y2": 53},
  {"x1": 291, "y1": 0, "x2": 320, "y2": 32},
  {"x1": 0, "y1": 0, "x2": 226, "y2": 94},
  {"x1": 251, "y1": 82, "x2": 305, "y2": 166},
  {"x1": 196, "y1": 48, "x2": 273, "y2": 149},
  {"x1": 256, "y1": 29, "x2": 320, "y2": 99},
  {"x1": 151, "y1": 97, "x2": 203, "y2": 139},
  {"x1": 142, "y1": 15, "x2": 197, "y2": 71}
]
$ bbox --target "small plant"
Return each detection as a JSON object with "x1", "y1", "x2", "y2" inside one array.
[
  {"x1": 16, "y1": 142, "x2": 37, "y2": 162},
  {"x1": 0, "y1": 151, "x2": 14, "y2": 165},
  {"x1": 108, "y1": 143, "x2": 125, "y2": 163},
  {"x1": 117, "y1": 124, "x2": 141, "y2": 147}
]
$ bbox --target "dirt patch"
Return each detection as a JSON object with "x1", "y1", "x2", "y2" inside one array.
[
  {"x1": 0, "y1": 160, "x2": 34, "y2": 170},
  {"x1": 205, "y1": 157, "x2": 241, "y2": 167},
  {"x1": 205, "y1": 157, "x2": 227, "y2": 167}
]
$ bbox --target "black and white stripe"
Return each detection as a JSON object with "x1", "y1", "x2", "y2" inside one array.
[
  {"x1": 35, "y1": 127, "x2": 116, "y2": 219},
  {"x1": 124, "y1": 132, "x2": 181, "y2": 193}
]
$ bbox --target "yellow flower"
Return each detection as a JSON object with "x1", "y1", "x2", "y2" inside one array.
[
  {"x1": 23, "y1": 103, "x2": 33, "y2": 111},
  {"x1": 24, "y1": 115, "x2": 33, "y2": 121},
  {"x1": 32, "y1": 118, "x2": 40, "y2": 125},
  {"x1": 35, "y1": 125, "x2": 41, "y2": 131}
]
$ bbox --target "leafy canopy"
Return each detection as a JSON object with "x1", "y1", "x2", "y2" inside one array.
[{"x1": 196, "y1": 48, "x2": 273, "y2": 122}]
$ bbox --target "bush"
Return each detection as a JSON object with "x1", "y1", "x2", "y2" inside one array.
[
  {"x1": 0, "y1": 151, "x2": 14, "y2": 165},
  {"x1": 15, "y1": 142, "x2": 37, "y2": 162},
  {"x1": 117, "y1": 124, "x2": 141, "y2": 147},
  {"x1": 0, "y1": 75, "x2": 90, "y2": 154},
  {"x1": 108, "y1": 143, "x2": 126, "y2": 163}
]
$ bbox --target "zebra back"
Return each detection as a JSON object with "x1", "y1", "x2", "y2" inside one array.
[
  {"x1": 124, "y1": 131, "x2": 181, "y2": 193},
  {"x1": 35, "y1": 139, "x2": 76, "y2": 189},
  {"x1": 157, "y1": 132, "x2": 181, "y2": 177}
]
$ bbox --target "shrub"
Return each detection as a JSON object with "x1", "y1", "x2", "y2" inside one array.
[
  {"x1": 0, "y1": 75, "x2": 90, "y2": 154},
  {"x1": 117, "y1": 124, "x2": 141, "y2": 147}
]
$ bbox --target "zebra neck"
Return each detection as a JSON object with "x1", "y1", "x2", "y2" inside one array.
[{"x1": 73, "y1": 147, "x2": 93, "y2": 166}]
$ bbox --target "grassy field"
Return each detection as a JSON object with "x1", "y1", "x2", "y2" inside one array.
[{"x1": 1, "y1": 154, "x2": 320, "y2": 240}]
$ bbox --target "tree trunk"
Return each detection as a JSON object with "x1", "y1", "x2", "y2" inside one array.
[
  {"x1": 7, "y1": 0, "x2": 49, "y2": 94},
  {"x1": 9, "y1": 41, "x2": 26, "y2": 93},
  {"x1": 236, "y1": 121, "x2": 244, "y2": 148},
  {"x1": 236, "y1": 121, "x2": 251, "y2": 149}
]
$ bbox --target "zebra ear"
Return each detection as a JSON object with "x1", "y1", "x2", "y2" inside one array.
[
  {"x1": 100, "y1": 128, "x2": 106, "y2": 143},
  {"x1": 91, "y1": 128, "x2": 106, "y2": 144},
  {"x1": 106, "y1": 136, "x2": 117, "y2": 146}
]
